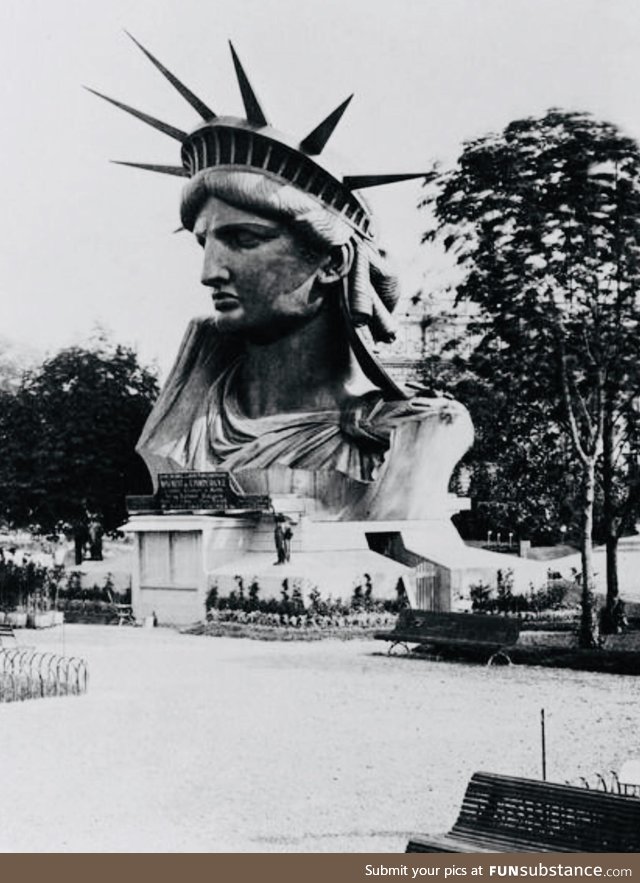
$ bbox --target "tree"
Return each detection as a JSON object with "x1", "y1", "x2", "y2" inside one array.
[
  {"x1": 420, "y1": 351, "x2": 583, "y2": 546},
  {"x1": 421, "y1": 110, "x2": 640, "y2": 646},
  {"x1": 0, "y1": 387, "x2": 39, "y2": 526},
  {"x1": 0, "y1": 338, "x2": 159, "y2": 534}
]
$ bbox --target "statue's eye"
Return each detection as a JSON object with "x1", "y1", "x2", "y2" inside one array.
[
  {"x1": 235, "y1": 234, "x2": 260, "y2": 248},
  {"x1": 223, "y1": 230, "x2": 265, "y2": 249},
  {"x1": 215, "y1": 224, "x2": 281, "y2": 250}
]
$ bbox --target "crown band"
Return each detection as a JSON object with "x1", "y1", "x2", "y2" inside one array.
[{"x1": 181, "y1": 124, "x2": 374, "y2": 239}]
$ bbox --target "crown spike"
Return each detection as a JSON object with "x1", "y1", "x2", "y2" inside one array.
[
  {"x1": 84, "y1": 86, "x2": 188, "y2": 141},
  {"x1": 300, "y1": 95, "x2": 353, "y2": 155},
  {"x1": 124, "y1": 31, "x2": 216, "y2": 121},
  {"x1": 343, "y1": 172, "x2": 432, "y2": 190},
  {"x1": 228, "y1": 42, "x2": 268, "y2": 126},
  {"x1": 111, "y1": 160, "x2": 189, "y2": 177}
]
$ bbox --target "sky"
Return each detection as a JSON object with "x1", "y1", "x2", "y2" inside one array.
[{"x1": 2, "y1": 0, "x2": 640, "y2": 379}]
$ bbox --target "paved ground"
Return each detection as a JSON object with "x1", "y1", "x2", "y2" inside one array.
[{"x1": 1, "y1": 625, "x2": 639, "y2": 853}]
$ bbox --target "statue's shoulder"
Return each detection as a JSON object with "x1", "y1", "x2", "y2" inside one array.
[
  {"x1": 341, "y1": 387, "x2": 471, "y2": 451},
  {"x1": 402, "y1": 388, "x2": 472, "y2": 426},
  {"x1": 350, "y1": 385, "x2": 470, "y2": 425}
]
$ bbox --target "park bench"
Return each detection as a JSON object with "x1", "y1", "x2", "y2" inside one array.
[
  {"x1": 0, "y1": 622, "x2": 17, "y2": 646},
  {"x1": 375, "y1": 610, "x2": 520, "y2": 663},
  {"x1": 106, "y1": 590, "x2": 136, "y2": 626},
  {"x1": 406, "y1": 771, "x2": 640, "y2": 853}
]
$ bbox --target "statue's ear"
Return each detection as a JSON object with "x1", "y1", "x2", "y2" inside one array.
[{"x1": 317, "y1": 242, "x2": 355, "y2": 284}]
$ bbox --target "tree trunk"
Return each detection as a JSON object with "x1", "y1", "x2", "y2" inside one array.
[
  {"x1": 579, "y1": 460, "x2": 600, "y2": 648},
  {"x1": 601, "y1": 406, "x2": 620, "y2": 633},
  {"x1": 601, "y1": 531, "x2": 620, "y2": 631}
]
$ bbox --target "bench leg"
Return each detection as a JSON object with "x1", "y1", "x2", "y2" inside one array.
[
  {"x1": 487, "y1": 650, "x2": 513, "y2": 666},
  {"x1": 388, "y1": 641, "x2": 411, "y2": 656}
]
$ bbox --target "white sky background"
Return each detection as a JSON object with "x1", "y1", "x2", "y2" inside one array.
[{"x1": 1, "y1": 0, "x2": 639, "y2": 379}]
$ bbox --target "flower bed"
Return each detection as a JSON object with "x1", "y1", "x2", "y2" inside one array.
[
  {"x1": 188, "y1": 607, "x2": 398, "y2": 641},
  {"x1": 197, "y1": 575, "x2": 405, "y2": 640}
]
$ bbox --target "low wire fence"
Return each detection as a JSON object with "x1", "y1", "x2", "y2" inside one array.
[{"x1": 0, "y1": 648, "x2": 88, "y2": 702}]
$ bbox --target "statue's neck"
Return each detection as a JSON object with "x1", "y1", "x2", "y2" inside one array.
[{"x1": 236, "y1": 305, "x2": 353, "y2": 418}]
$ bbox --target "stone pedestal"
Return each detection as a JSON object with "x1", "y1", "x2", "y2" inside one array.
[
  {"x1": 125, "y1": 514, "x2": 258, "y2": 625},
  {"x1": 122, "y1": 492, "x2": 487, "y2": 624},
  {"x1": 123, "y1": 483, "x2": 551, "y2": 624}
]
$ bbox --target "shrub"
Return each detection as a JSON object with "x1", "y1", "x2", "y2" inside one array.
[
  {"x1": 205, "y1": 576, "x2": 400, "y2": 626},
  {"x1": 206, "y1": 584, "x2": 219, "y2": 611},
  {"x1": 470, "y1": 581, "x2": 493, "y2": 612},
  {"x1": 351, "y1": 583, "x2": 364, "y2": 611},
  {"x1": 248, "y1": 579, "x2": 260, "y2": 611},
  {"x1": 56, "y1": 573, "x2": 130, "y2": 607},
  {"x1": 469, "y1": 569, "x2": 575, "y2": 615},
  {"x1": 0, "y1": 559, "x2": 63, "y2": 612}
]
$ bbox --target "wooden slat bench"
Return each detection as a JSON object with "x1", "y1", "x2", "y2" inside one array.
[
  {"x1": 375, "y1": 610, "x2": 520, "y2": 663},
  {"x1": 406, "y1": 772, "x2": 640, "y2": 853}
]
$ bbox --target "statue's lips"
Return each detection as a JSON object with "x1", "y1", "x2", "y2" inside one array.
[{"x1": 212, "y1": 293, "x2": 240, "y2": 311}]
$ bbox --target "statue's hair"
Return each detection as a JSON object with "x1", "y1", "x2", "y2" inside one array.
[
  {"x1": 181, "y1": 169, "x2": 352, "y2": 246},
  {"x1": 180, "y1": 169, "x2": 401, "y2": 342}
]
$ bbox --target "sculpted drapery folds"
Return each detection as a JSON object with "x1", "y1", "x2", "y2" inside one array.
[{"x1": 90, "y1": 37, "x2": 473, "y2": 520}]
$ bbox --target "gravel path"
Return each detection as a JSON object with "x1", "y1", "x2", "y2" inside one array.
[{"x1": 1, "y1": 625, "x2": 639, "y2": 852}]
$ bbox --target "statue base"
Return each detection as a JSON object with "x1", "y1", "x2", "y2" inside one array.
[{"x1": 121, "y1": 489, "x2": 547, "y2": 625}]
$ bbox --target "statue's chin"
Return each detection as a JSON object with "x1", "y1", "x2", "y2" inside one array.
[{"x1": 213, "y1": 312, "x2": 322, "y2": 345}]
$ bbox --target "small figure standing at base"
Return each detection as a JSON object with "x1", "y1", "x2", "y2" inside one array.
[{"x1": 274, "y1": 514, "x2": 287, "y2": 565}]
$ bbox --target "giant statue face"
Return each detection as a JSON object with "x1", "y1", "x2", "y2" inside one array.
[{"x1": 193, "y1": 195, "x2": 333, "y2": 343}]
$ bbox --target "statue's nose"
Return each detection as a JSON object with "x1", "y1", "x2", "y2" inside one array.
[{"x1": 201, "y1": 241, "x2": 230, "y2": 287}]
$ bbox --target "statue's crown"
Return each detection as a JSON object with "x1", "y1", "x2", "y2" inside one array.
[{"x1": 86, "y1": 34, "x2": 428, "y2": 240}]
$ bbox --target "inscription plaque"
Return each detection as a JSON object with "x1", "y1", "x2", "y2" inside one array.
[{"x1": 156, "y1": 472, "x2": 270, "y2": 513}]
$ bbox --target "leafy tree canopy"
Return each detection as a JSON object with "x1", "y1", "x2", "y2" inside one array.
[
  {"x1": 0, "y1": 336, "x2": 159, "y2": 533},
  {"x1": 422, "y1": 109, "x2": 640, "y2": 441}
]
